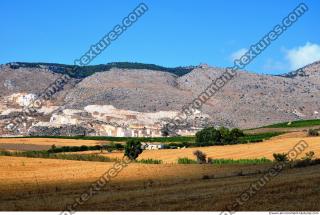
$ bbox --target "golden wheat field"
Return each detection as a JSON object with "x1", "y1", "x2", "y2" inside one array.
[
  {"x1": 70, "y1": 135, "x2": 320, "y2": 163},
  {"x1": 0, "y1": 134, "x2": 320, "y2": 211},
  {"x1": 0, "y1": 137, "x2": 105, "y2": 147},
  {"x1": 0, "y1": 156, "x2": 319, "y2": 211}
]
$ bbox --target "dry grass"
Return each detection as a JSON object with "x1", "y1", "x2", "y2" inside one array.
[
  {"x1": 1, "y1": 135, "x2": 320, "y2": 210},
  {"x1": 0, "y1": 156, "x2": 319, "y2": 211},
  {"x1": 0, "y1": 137, "x2": 106, "y2": 148},
  {"x1": 71, "y1": 136, "x2": 320, "y2": 163}
]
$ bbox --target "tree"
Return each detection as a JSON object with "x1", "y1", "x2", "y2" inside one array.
[
  {"x1": 229, "y1": 128, "x2": 245, "y2": 144},
  {"x1": 273, "y1": 153, "x2": 289, "y2": 162},
  {"x1": 193, "y1": 150, "x2": 207, "y2": 164},
  {"x1": 195, "y1": 127, "x2": 244, "y2": 146},
  {"x1": 308, "y1": 129, "x2": 319, "y2": 136},
  {"x1": 195, "y1": 127, "x2": 221, "y2": 146},
  {"x1": 219, "y1": 127, "x2": 231, "y2": 144},
  {"x1": 124, "y1": 140, "x2": 143, "y2": 160}
]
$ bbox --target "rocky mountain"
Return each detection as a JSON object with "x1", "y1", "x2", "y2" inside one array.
[{"x1": 0, "y1": 61, "x2": 319, "y2": 137}]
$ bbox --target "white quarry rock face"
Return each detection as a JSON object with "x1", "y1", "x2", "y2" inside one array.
[
  {"x1": 50, "y1": 113, "x2": 81, "y2": 125},
  {"x1": 6, "y1": 93, "x2": 37, "y2": 107},
  {"x1": 32, "y1": 121, "x2": 62, "y2": 128},
  {"x1": 62, "y1": 109, "x2": 84, "y2": 115},
  {"x1": 38, "y1": 106, "x2": 60, "y2": 114},
  {"x1": 0, "y1": 108, "x2": 22, "y2": 115},
  {"x1": 84, "y1": 105, "x2": 192, "y2": 127}
]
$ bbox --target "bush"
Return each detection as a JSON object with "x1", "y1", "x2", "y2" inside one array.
[
  {"x1": 48, "y1": 145, "x2": 103, "y2": 153},
  {"x1": 193, "y1": 150, "x2": 207, "y2": 164},
  {"x1": 104, "y1": 143, "x2": 124, "y2": 152},
  {"x1": 137, "y1": 159, "x2": 163, "y2": 164},
  {"x1": 273, "y1": 153, "x2": 289, "y2": 162},
  {"x1": 209, "y1": 158, "x2": 272, "y2": 165},
  {"x1": 177, "y1": 157, "x2": 197, "y2": 164},
  {"x1": 124, "y1": 140, "x2": 143, "y2": 160},
  {"x1": 303, "y1": 151, "x2": 315, "y2": 160},
  {"x1": 308, "y1": 129, "x2": 319, "y2": 136}
]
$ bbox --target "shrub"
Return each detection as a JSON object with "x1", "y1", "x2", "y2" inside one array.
[
  {"x1": 124, "y1": 140, "x2": 143, "y2": 160},
  {"x1": 137, "y1": 159, "x2": 163, "y2": 164},
  {"x1": 48, "y1": 145, "x2": 102, "y2": 153},
  {"x1": 209, "y1": 158, "x2": 272, "y2": 165},
  {"x1": 177, "y1": 157, "x2": 197, "y2": 164},
  {"x1": 273, "y1": 153, "x2": 289, "y2": 162},
  {"x1": 193, "y1": 150, "x2": 207, "y2": 164},
  {"x1": 303, "y1": 151, "x2": 315, "y2": 160},
  {"x1": 308, "y1": 129, "x2": 319, "y2": 136}
]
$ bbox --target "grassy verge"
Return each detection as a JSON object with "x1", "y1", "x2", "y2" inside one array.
[
  {"x1": 178, "y1": 157, "x2": 272, "y2": 165},
  {"x1": 177, "y1": 157, "x2": 198, "y2": 164},
  {"x1": 209, "y1": 158, "x2": 272, "y2": 165},
  {"x1": 0, "y1": 150, "x2": 116, "y2": 162}
]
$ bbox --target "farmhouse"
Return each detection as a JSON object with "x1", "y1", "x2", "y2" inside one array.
[{"x1": 142, "y1": 142, "x2": 165, "y2": 150}]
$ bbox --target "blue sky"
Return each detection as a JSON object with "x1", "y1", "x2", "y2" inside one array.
[{"x1": 1, "y1": 0, "x2": 319, "y2": 74}]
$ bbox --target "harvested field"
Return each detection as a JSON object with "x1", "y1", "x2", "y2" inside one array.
[
  {"x1": 0, "y1": 156, "x2": 319, "y2": 211},
  {"x1": 72, "y1": 136, "x2": 320, "y2": 163},
  {"x1": 0, "y1": 143, "x2": 50, "y2": 151},
  {"x1": 0, "y1": 138, "x2": 107, "y2": 150}
]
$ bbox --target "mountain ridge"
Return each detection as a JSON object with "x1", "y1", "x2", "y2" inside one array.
[{"x1": 0, "y1": 60, "x2": 319, "y2": 136}]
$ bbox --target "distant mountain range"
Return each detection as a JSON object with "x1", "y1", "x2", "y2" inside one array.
[{"x1": 0, "y1": 60, "x2": 319, "y2": 136}]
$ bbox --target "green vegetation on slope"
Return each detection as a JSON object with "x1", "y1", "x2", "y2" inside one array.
[
  {"x1": 262, "y1": 119, "x2": 320, "y2": 128},
  {"x1": 239, "y1": 132, "x2": 284, "y2": 142},
  {"x1": 8, "y1": 62, "x2": 194, "y2": 78}
]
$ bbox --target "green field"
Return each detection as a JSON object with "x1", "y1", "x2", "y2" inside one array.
[
  {"x1": 262, "y1": 119, "x2": 320, "y2": 128},
  {"x1": 240, "y1": 132, "x2": 284, "y2": 142}
]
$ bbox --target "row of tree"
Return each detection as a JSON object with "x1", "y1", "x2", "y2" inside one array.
[{"x1": 195, "y1": 127, "x2": 244, "y2": 146}]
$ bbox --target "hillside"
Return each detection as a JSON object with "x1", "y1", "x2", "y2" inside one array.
[{"x1": 0, "y1": 61, "x2": 320, "y2": 136}]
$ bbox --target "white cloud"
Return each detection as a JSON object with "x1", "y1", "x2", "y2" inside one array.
[
  {"x1": 230, "y1": 48, "x2": 248, "y2": 61},
  {"x1": 262, "y1": 58, "x2": 287, "y2": 72},
  {"x1": 286, "y1": 42, "x2": 320, "y2": 70}
]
